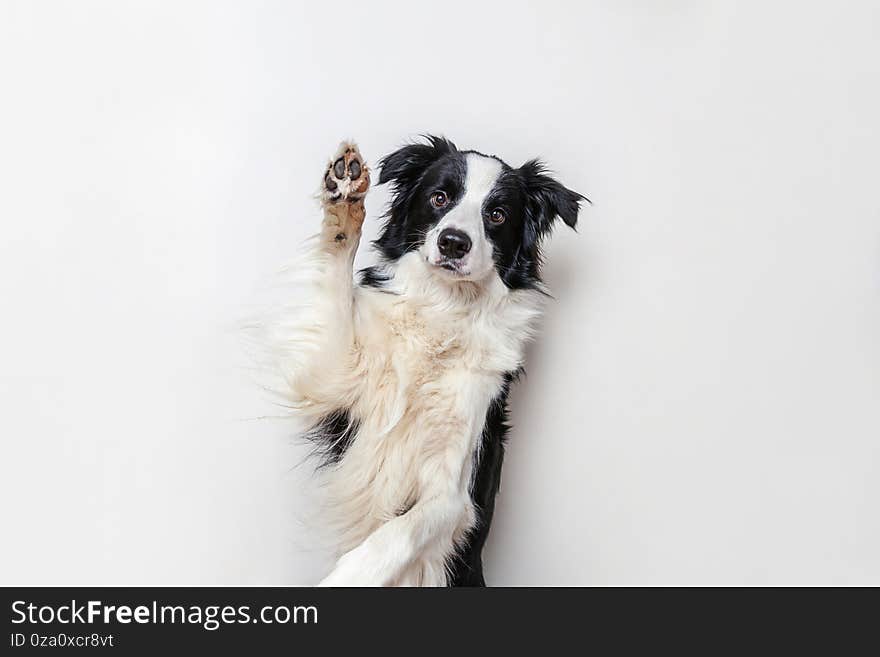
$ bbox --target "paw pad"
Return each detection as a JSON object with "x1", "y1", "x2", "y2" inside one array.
[{"x1": 322, "y1": 142, "x2": 370, "y2": 203}]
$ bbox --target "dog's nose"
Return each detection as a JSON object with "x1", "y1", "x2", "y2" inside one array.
[{"x1": 437, "y1": 228, "x2": 472, "y2": 259}]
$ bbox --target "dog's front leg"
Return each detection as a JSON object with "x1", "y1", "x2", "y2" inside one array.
[
  {"x1": 276, "y1": 142, "x2": 370, "y2": 416},
  {"x1": 319, "y1": 396, "x2": 489, "y2": 587},
  {"x1": 318, "y1": 486, "x2": 471, "y2": 587},
  {"x1": 318, "y1": 380, "x2": 500, "y2": 587}
]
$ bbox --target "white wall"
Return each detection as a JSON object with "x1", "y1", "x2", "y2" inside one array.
[{"x1": 1, "y1": 1, "x2": 878, "y2": 585}]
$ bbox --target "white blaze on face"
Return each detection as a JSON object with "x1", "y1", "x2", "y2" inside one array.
[{"x1": 423, "y1": 153, "x2": 503, "y2": 281}]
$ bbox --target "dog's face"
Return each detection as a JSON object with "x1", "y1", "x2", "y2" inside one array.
[{"x1": 375, "y1": 136, "x2": 586, "y2": 290}]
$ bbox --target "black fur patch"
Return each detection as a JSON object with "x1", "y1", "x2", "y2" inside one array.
[
  {"x1": 448, "y1": 371, "x2": 519, "y2": 586},
  {"x1": 305, "y1": 409, "x2": 360, "y2": 466},
  {"x1": 358, "y1": 265, "x2": 392, "y2": 289}
]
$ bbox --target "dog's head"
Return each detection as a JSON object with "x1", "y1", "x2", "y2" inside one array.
[{"x1": 375, "y1": 136, "x2": 587, "y2": 290}]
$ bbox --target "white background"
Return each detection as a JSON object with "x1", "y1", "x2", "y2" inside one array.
[{"x1": 1, "y1": 1, "x2": 878, "y2": 585}]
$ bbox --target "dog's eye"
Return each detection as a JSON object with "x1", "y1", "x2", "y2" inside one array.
[
  {"x1": 430, "y1": 191, "x2": 448, "y2": 208},
  {"x1": 488, "y1": 208, "x2": 506, "y2": 225}
]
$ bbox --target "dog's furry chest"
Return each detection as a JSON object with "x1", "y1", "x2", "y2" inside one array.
[{"x1": 325, "y1": 276, "x2": 535, "y2": 550}]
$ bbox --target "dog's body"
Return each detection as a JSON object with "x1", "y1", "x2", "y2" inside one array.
[{"x1": 264, "y1": 137, "x2": 584, "y2": 586}]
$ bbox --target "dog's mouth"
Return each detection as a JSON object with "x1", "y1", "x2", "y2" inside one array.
[{"x1": 427, "y1": 255, "x2": 469, "y2": 278}]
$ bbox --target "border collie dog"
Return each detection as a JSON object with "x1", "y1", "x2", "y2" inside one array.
[{"x1": 264, "y1": 136, "x2": 585, "y2": 586}]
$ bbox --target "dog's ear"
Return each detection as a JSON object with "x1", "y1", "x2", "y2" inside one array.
[
  {"x1": 520, "y1": 159, "x2": 588, "y2": 233},
  {"x1": 378, "y1": 135, "x2": 457, "y2": 187}
]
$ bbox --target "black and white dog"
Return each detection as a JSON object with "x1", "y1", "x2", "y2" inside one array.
[{"x1": 264, "y1": 136, "x2": 585, "y2": 586}]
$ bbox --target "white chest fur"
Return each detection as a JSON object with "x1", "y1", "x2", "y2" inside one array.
[{"x1": 324, "y1": 254, "x2": 543, "y2": 574}]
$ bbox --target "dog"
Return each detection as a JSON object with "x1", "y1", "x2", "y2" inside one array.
[{"x1": 261, "y1": 136, "x2": 586, "y2": 586}]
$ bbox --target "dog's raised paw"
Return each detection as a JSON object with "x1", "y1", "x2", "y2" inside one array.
[{"x1": 322, "y1": 141, "x2": 370, "y2": 205}]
